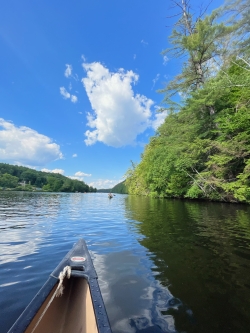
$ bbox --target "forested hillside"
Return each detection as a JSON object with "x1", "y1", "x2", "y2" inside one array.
[
  {"x1": 0, "y1": 163, "x2": 96, "y2": 193},
  {"x1": 126, "y1": 0, "x2": 250, "y2": 203}
]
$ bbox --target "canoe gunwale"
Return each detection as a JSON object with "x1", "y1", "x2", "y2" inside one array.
[{"x1": 7, "y1": 239, "x2": 112, "y2": 333}]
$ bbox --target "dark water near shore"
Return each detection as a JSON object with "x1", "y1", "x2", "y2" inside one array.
[{"x1": 0, "y1": 192, "x2": 250, "y2": 333}]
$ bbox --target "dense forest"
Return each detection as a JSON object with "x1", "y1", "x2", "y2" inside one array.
[
  {"x1": 97, "y1": 180, "x2": 128, "y2": 194},
  {"x1": 126, "y1": 0, "x2": 250, "y2": 203},
  {"x1": 0, "y1": 163, "x2": 96, "y2": 193}
]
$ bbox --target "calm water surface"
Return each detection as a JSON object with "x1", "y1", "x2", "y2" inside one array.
[{"x1": 0, "y1": 192, "x2": 250, "y2": 333}]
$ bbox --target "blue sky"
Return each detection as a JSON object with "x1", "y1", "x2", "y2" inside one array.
[{"x1": 0, "y1": 0, "x2": 223, "y2": 189}]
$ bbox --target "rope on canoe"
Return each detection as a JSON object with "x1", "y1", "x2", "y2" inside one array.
[
  {"x1": 30, "y1": 266, "x2": 71, "y2": 333},
  {"x1": 56, "y1": 265, "x2": 71, "y2": 297}
]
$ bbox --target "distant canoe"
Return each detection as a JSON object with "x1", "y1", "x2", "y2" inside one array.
[{"x1": 8, "y1": 239, "x2": 112, "y2": 333}]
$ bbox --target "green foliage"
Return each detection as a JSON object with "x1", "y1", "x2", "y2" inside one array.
[
  {"x1": 0, "y1": 173, "x2": 19, "y2": 188},
  {"x1": 185, "y1": 185, "x2": 204, "y2": 199},
  {"x1": 0, "y1": 163, "x2": 96, "y2": 193},
  {"x1": 160, "y1": 2, "x2": 237, "y2": 109},
  {"x1": 21, "y1": 171, "x2": 37, "y2": 184},
  {"x1": 126, "y1": 59, "x2": 250, "y2": 202}
]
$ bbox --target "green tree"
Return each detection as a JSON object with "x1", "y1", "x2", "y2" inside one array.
[
  {"x1": 61, "y1": 179, "x2": 74, "y2": 192},
  {"x1": 160, "y1": 0, "x2": 237, "y2": 113},
  {"x1": 21, "y1": 170, "x2": 37, "y2": 185},
  {"x1": 0, "y1": 173, "x2": 19, "y2": 188},
  {"x1": 35, "y1": 176, "x2": 47, "y2": 188}
]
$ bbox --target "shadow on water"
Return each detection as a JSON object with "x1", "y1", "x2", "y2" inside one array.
[{"x1": 124, "y1": 196, "x2": 250, "y2": 333}]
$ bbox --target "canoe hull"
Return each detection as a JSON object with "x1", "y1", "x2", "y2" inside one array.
[
  {"x1": 8, "y1": 239, "x2": 112, "y2": 333},
  {"x1": 25, "y1": 276, "x2": 97, "y2": 333}
]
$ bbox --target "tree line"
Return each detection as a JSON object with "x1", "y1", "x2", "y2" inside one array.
[
  {"x1": 126, "y1": 0, "x2": 250, "y2": 203},
  {"x1": 0, "y1": 163, "x2": 96, "y2": 193}
]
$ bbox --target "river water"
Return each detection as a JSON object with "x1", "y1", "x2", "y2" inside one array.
[{"x1": 0, "y1": 192, "x2": 250, "y2": 333}]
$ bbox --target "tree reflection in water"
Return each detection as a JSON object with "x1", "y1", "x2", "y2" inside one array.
[{"x1": 124, "y1": 196, "x2": 250, "y2": 333}]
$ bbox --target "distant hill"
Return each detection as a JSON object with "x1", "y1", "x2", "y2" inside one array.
[
  {"x1": 97, "y1": 180, "x2": 128, "y2": 194},
  {"x1": 0, "y1": 163, "x2": 96, "y2": 193},
  {"x1": 97, "y1": 189, "x2": 111, "y2": 193}
]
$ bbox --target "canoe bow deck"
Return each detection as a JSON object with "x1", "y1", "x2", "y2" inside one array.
[{"x1": 8, "y1": 239, "x2": 112, "y2": 333}]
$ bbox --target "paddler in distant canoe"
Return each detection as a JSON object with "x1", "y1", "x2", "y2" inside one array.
[{"x1": 108, "y1": 193, "x2": 113, "y2": 199}]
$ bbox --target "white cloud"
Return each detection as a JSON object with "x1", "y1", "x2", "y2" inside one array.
[
  {"x1": 133, "y1": 54, "x2": 136, "y2": 60},
  {"x1": 64, "y1": 64, "x2": 73, "y2": 78},
  {"x1": 72, "y1": 153, "x2": 77, "y2": 157},
  {"x1": 0, "y1": 118, "x2": 63, "y2": 166},
  {"x1": 75, "y1": 171, "x2": 91, "y2": 177},
  {"x1": 152, "y1": 73, "x2": 160, "y2": 90},
  {"x1": 71, "y1": 95, "x2": 78, "y2": 103},
  {"x1": 81, "y1": 62, "x2": 153, "y2": 147},
  {"x1": 163, "y1": 55, "x2": 169, "y2": 66},
  {"x1": 151, "y1": 110, "x2": 168, "y2": 130},
  {"x1": 89, "y1": 179, "x2": 122, "y2": 189},
  {"x1": 69, "y1": 171, "x2": 92, "y2": 181},
  {"x1": 41, "y1": 168, "x2": 64, "y2": 175},
  {"x1": 60, "y1": 87, "x2": 78, "y2": 103},
  {"x1": 60, "y1": 86, "x2": 70, "y2": 99}
]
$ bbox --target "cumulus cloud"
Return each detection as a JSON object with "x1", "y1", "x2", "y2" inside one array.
[
  {"x1": 89, "y1": 179, "x2": 122, "y2": 189},
  {"x1": 69, "y1": 171, "x2": 92, "y2": 181},
  {"x1": 0, "y1": 118, "x2": 63, "y2": 166},
  {"x1": 151, "y1": 110, "x2": 168, "y2": 130},
  {"x1": 71, "y1": 95, "x2": 78, "y2": 103},
  {"x1": 60, "y1": 87, "x2": 70, "y2": 99},
  {"x1": 72, "y1": 153, "x2": 77, "y2": 158},
  {"x1": 64, "y1": 64, "x2": 73, "y2": 78},
  {"x1": 41, "y1": 168, "x2": 64, "y2": 175},
  {"x1": 81, "y1": 62, "x2": 153, "y2": 147},
  {"x1": 75, "y1": 171, "x2": 91, "y2": 177},
  {"x1": 60, "y1": 87, "x2": 78, "y2": 103}
]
